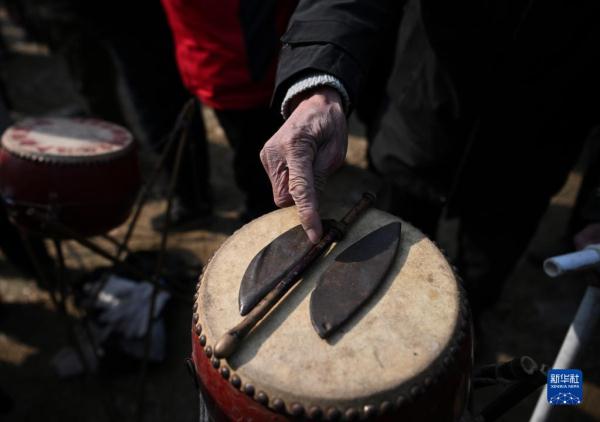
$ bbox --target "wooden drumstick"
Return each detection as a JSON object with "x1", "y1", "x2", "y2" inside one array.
[{"x1": 214, "y1": 192, "x2": 375, "y2": 359}]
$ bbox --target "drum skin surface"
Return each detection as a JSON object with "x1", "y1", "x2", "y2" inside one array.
[
  {"x1": 0, "y1": 117, "x2": 140, "y2": 236},
  {"x1": 192, "y1": 206, "x2": 472, "y2": 421}
]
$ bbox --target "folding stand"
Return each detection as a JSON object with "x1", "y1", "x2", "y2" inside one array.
[{"x1": 7, "y1": 98, "x2": 197, "y2": 422}]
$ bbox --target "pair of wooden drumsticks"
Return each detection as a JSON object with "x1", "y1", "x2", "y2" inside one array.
[{"x1": 214, "y1": 192, "x2": 402, "y2": 358}]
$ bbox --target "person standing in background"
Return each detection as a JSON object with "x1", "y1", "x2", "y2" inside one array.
[
  {"x1": 260, "y1": 0, "x2": 600, "y2": 317},
  {"x1": 1, "y1": 0, "x2": 211, "y2": 227},
  {"x1": 160, "y1": 0, "x2": 297, "y2": 224}
]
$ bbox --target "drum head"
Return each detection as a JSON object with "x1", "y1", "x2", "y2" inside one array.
[
  {"x1": 1, "y1": 117, "x2": 133, "y2": 163},
  {"x1": 195, "y1": 207, "x2": 468, "y2": 414}
]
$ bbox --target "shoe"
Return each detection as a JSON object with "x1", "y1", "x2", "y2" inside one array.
[{"x1": 151, "y1": 198, "x2": 212, "y2": 232}]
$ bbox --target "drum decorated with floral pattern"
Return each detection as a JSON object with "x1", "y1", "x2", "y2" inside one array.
[{"x1": 0, "y1": 117, "x2": 140, "y2": 236}]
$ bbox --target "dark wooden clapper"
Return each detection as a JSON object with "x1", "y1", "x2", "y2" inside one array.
[
  {"x1": 238, "y1": 224, "x2": 313, "y2": 316},
  {"x1": 214, "y1": 193, "x2": 401, "y2": 358},
  {"x1": 310, "y1": 222, "x2": 401, "y2": 338}
]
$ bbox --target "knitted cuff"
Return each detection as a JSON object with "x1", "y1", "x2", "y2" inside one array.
[{"x1": 280, "y1": 73, "x2": 350, "y2": 119}]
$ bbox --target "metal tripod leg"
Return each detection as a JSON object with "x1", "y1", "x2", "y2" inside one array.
[
  {"x1": 18, "y1": 226, "x2": 121, "y2": 419},
  {"x1": 135, "y1": 99, "x2": 196, "y2": 422},
  {"x1": 17, "y1": 228, "x2": 59, "y2": 306},
  {"x1": 54, "y1": 239, "x2": 122, "y2": 420},
  {"x1": 52, "y1": 239, "x2": 95, "y2": 374},
  {"x1": 24, "y1": 211, "x2": 189, "y2": 303},
  {"x1": 17, "y1": 230, "x2": 91, "y2": 374},
  {"x1": 116, "y1": 99, "x2": 195, "y2": 263}
]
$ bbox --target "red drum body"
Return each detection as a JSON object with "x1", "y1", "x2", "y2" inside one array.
[
  {"x1": 0, "y1": 117, "x2": 140, "y2": 237},
  {"x1": 191, "y1": 326, "x2": 472, "y2": 422},
  {"x1": 191, "y1": 207, "x2": 473, "y2": 422}
]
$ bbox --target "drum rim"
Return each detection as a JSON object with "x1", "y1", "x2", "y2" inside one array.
[
  {"x1": 192, "y1": 208, "x2": 471, "y2": 420},
  {"x1": 1, "y1": 117, "x2": 135, "y2": 164}
]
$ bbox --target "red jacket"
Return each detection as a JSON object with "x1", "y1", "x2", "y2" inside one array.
[{"x1": 162, "y1": 0, "x2": 296, "y2": 110}]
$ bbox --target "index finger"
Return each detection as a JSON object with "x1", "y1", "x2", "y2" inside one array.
[{"x1": 287, "y1": 151, "x2": 322, "y2": 243}]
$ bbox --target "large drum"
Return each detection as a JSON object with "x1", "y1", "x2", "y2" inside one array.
[
  {"x1": 0, "y1": 117, "x2": 140, "y2": 237},
  {"x1": 191, "y1": 206, "x2": 472, "y2": 421}
]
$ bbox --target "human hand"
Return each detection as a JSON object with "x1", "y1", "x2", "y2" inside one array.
[{"x1": 260, "y1": 87, "x2": 347, "y2": 243}]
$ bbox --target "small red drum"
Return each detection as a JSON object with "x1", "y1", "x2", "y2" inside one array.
[
  {"x1": 191, "y1": 206, "x2": 472, "y2": 421},
  {"x1": 0, "y1": 117, "x2": 140, "y2": 237}
]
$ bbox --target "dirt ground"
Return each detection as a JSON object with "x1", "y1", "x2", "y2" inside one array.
[{"x1": 1, "y1": 18, "x2": 599, "y2": 422}]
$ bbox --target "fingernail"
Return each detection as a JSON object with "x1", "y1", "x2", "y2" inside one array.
[{"x1": 306, "y1": 228, "x2": 319, "y2": 244}]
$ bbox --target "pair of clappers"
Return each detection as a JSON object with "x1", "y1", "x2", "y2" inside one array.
[
  {"x1": 239, "y1": 220, "x2": 401, "y2": 338},
  {"x1": 214, "y1": 193, "x2": 401, "y2": 358}
]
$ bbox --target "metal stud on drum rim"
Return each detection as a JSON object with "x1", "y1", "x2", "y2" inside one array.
[{"x1": 190, "y1": 206, "x2": 472, "y2": 421}]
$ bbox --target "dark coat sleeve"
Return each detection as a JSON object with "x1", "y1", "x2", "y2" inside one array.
[{"x1": 273, "y1": 0, "x2": 405, "y2": 108}]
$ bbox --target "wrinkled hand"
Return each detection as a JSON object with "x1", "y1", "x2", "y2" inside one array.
[{"x1": 260, "y1": 87, "x2": 347, "y2": 243}]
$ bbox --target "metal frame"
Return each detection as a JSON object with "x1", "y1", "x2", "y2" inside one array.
[{"x1": 9, "y1": 99, "x2": 197, "y2": 422}]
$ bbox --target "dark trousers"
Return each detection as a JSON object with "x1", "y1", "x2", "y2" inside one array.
[
  {"x1": 367, "y1": 0, "x2": 600, "y2": 316},
  {"x1": 168, "y1": 101, "x2": 280, "y2": 216},
  {"x1": 214, "y1": 107, "x2": 281, "y2": 215}
]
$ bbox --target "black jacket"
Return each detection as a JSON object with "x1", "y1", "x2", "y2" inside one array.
[
  {"x1": 273, "y1": 0, "x2": 598, "y2": 110},
  {"x1": 273, "y1": 0, "x2": 404, "y2": 107}
]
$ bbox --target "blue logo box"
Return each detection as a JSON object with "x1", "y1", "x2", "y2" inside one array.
[{"x1": 547, "y1": 369, "x2": 583, "y2": 405}]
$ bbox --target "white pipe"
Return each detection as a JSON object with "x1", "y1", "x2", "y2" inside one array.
[
  {"x1": 543, "y1": 245, "x2": 600, "y2": 277},
  {"x1": 529, "y1": 285, "x2": 600, "y2": 422}
]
